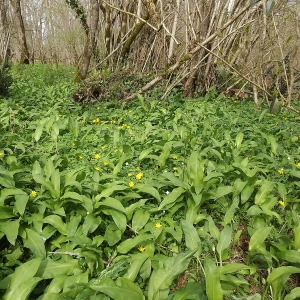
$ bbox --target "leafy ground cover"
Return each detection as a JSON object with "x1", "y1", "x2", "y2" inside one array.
[{"x1": 0, "y1": 64, "x2": 300, "y2": 300}]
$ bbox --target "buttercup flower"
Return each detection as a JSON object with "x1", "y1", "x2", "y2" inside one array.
[
  {"x1": 172, "y1": 155, "x2": 178, "y2": 159},
  {"x1": 94, "y1": 154, "x2": 101, "y2": 159},
  {"x1": 138, "y1": 246, "x2": 145, "y2": 252},
  {"x1": 79, "y1": 155, "x2": 83, "y2": 159},
  {"x1": 129, "y1": 182, "x2": 135, "y2": 188},
  {"x1": 278, "y1": 200, "x2": 285, "y2": 207},
  {"x1": 278, "y1": 168, "x2": 284, "y2": 175},
  {"x1": 128, "y1": 173, "x2": 133, "y2": 177},
  {"x1": 136, "y1": 172, "x2": 143, "y2": 180},
  {"x1": 103, "y1": 161, "x2": 109, "y2": 166},
  {"x1": 30, "y1": 190, "x2": 37, "y2": 197},
  {"x1": 155, "y1": 222, "x2": 162, "y2": 229},
  {"x1": 0, "y1": 152, "x2": 4, "y2": 157},
  {"x1": 296, "y1": 162, "x2": 300, "y2": 167},
  {"x1": 92, "y1": 118, "x2": 100, "y2": 123}
]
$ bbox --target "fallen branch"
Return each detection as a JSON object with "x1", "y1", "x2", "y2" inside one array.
[{"x1": 121, "y1": 1, "x2": 262, "y2": 103}]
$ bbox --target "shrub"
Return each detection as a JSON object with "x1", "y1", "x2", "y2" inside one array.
[{"x1": 0, "y1": 63, "x2": 12, "y2": 97}]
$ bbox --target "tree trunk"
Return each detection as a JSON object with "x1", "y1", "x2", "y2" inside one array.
[
  {"x1": 10, "y1": 0, "x2": 30, "y2": 64},
  {"x1": 76, "y1": 0, "x2": 99, "y2": 81}
]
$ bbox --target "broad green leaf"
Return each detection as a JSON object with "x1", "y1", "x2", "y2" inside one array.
[
  {"x1": 0, "y1": 206, "x2": 14, "y2": 219},
  {"x1": 204, "y1": 258, "x2": 223, "y2": 300},
  {"x1": 294, "y1": 225, "x2": 300, "y2": 250},
  {"x1": 95, "y1": 197, "x2": 125, "y2": 212},
  {"x1": 51, "y1": 169, "x2": 60, "y2": 197},
  {"x1": 219, "y1": 263, "x2": 251, "y2": 275},
  {"x1": 24, "y1": 228, "x2": 46, "y2": 258},
  {"x1": 172, "y1": 282, "x2": 206, "y2": 300},
  {"x1": 267, "y1": 266, "x2": 300, "y2": 284},
  {"x1": 102, "y1": 209, "x2": 126, "y2": 232},
  {"x1": 0, "y1": 219, "x2": 20, "y2": 245},
  {"x1": 36, "y1": 259, "x2": 80, "y2": 278},
  {"x1": 3, "y1": 258, "x2": 42, "y2": 300},
  {"x1": 44, "y1": 274, "x2": 67, "y2": 294},
  {"x1": 132, "y1": 209, "x2": 150, "y2": 231},
  {"x1": 148, "y1": 249, "x2": 197, "y2": 300},
  {"x1": 284, "y1": 287, "x2": 300, "y2": 300},
  {"x1": 162, "y1": 172, "x2": 188, "y2": 189},
  {"x1": 249, "y1": 227, "x2": 272, "y2": 251},
  {"x1": 157, "y1": 141, "x2": 173, "y2": 167},
  {"x1": 222, "y1": 198, "x2": 239, "y2": 226},
  {"x1": 214, "y1": 186, "x2": 233, "y2": 199},
  {"x1": 82, "y1": 213, "x2": 101, "y2": 235},
  {"x1": 158, "y1": 187, "x2": 185, "y2": 210},
  {"x1": 124, "y1": 253, "x2": 149, "y2": 281},
  {"x1": 135, "y1": 183, "x2": 161, "y2": 202},
  {"x1": 43, "y1": 215, "x2": 67, "y2": 235},
  {"x1": 181, "y1": 219, "x2": 201, "y2": 257},
  {"x1": 241, "y1": 185, "x2": 255, "y2": 203},
  {"x1": 62, "y1": 272, "x2": 89, "y2": 296},
  {"x1": 255, "y1": 181, "x2": 274, "y2": 205},
  {"x1": 117, "y1": 234, "x2": 154, "y2": 254},
  {"x1": 216, "y1": 226, "x2": 232, "y2": 261},
  {"x1": 235, "y1": 132, "x2": 244, "y2": 149},
  {"x1": 187, "y1": 152, "x2": 205, "y2": 188},
  {"x1": 277, "y1": 250, "x2": 300, "y2": 263},
  {"x1": 61, "y1": 191, "x2": 83, "y2": 202},
  {"x1": 34, "y1": 124, "x2": 44, "y2": 142},
  {"x1": 290, "y1": 170, "x2": 300, "y2": 179},
  {"x1": 0, "y1": 188, "x2": 26, "y2": 205},
  {"x1": 138, "y1": 149, "x2": 152, "y2": 161},
  {"x1": 89, "y1": 277, "x2": 144, "y2": 300},
  {"x1": 113, "y1": 154, "x2": 132, "y2": 175},
  {"x1": 95, "y1": 184, "x2": 128, "y2": 200},
  {"x1": 207, "y1": 216, "x2": 220, "y2": 240},
  {"x1": 15, "y1": 194, "x2": 29, "y2": 216}
]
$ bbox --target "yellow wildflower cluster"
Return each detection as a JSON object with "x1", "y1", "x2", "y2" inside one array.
[
  {"x1": 30, "y1": 190, "x2": 37, "y2": 197},
  {"x1": 117, "y1": 124, "x2": 131, "y2": 130},
  {"x1": 92, "y1": 118, "x2": 100, "y2": 123},
  {"x1": 278, "y1": 168, "x2": 284, "y2": 175},
  {"x1": 103, "y1": 161, "x2": 109, "y2": 166},
  {"x1": 128, "y1": 182, "x2": 135, "y2": 188},
  {"x1": 138, "y1": 246, "x2": 145, "y2": 252},
  {"x1": 136, "y1": 172, "x2": 143, "y2": 180},
  {"x1": 94, "y1": 154, "x2": 101, "y2": 159}
]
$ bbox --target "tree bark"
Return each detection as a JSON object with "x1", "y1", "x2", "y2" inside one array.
[
  {"x1": 76, "y1": 0, "x2": 99, "y2": 81},
  {"x1": 10, "y1": 0, "x2": 30, "y2": 64}
]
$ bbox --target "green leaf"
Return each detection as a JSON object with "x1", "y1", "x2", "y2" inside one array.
[
  {"x1": 267, "y1": 266, "x2": 300, "y2": 284},
  {"x1": 15, "y1": 194, "x2": 29, "y2": 216},
  {"x1": 158, "y1": 187, "x2": 185, "y2": 210},
  {"x1": 132, "y1": 209, "x2": 150, "y2": 231},
  {"x1": 102, "y1": 209, "x2": 126, "y2": 232},
  {"x1": 284, "y1": 287, "x2": 300, "y2": 300},
  {"x1": 290, "y1": 170, "x2": 300, "y2": 179},
  {"x1": 3, "y1": 258, "x2": 42, "y2": 300},
  {"x1": 95, "y1": 184, "x2": 128, "y2": 200},
  {"x1": 148, "y1": 249, "x2": 197, "y2": 300},
  {"x1": 249, "y1": 227, "x2": 272, "y2": 251},
  {"x1": 172, "y1": 282, "x2": 206, "y2": 300},
  {"x1": 162, "y1": 172, "x2": 188, "y2": 189},
  {"x1": 222, "y1": 198, "x2": 239, "y2": 226},
  {"x1": 61, "y1": 191, "x2": 83, "y2": 202},
  {"x1": 124, "y1": 253, "x2": 149, "y2": 281},
  {"x1": 181, "y1": 219, "x2": 201, "y2": 257},
  {"x1": 117, "y1": 234, "x2": 154, "y2": 254},
  {"x1": 235, "y1": 132, "x2": 244, "y2": 149},
  {"x1": 207, "y1": 216, "x2": 220, "y2": 240},
  {"x1": 34, "y1": 124, "x2": 44, "y2": 142},
  {"x1": 36, "y1": 259, "x2": 80, "y2": 278},
  {"x1": 277, "y1": 250, "x2": 300, "y2": 263},
  {"x1": 204, "y1": 258, "x2": 223, "y2": 300},
  {"x1": 89, "y1": 277, "x2": 145, "y2": 300},
  {"x1": 24, "y1": 228, "x2": 46, "y2": 258},
  {"x1": 51, "y1": 169, "x2": 60, "y2": 197},
  {"x1": 0, "y1": 206, "x2": 14, "y2": 219},
  {"x1": 255, "y1": 181, "x2": 274, "y2": 205},
  {"x1": 0, "y1": 219, "x2": 20, "y2": 245},
  {"x1": 95, "y1": 197, "x2": 125, "y2": 212},
  {"x1": 0, "y1": 188, "x2": 27, "y2": 205},
  {"x1": 219, "y1": 263, "x2": 251, "y2": 275},
  {"x1": 135, "y1": 183, "x2": 161, "y2": 202},
  {"x1": 214, "y1": 186, "x2": 233, "y2": 199},
  {"x1": 216, "y1": 226, "x2": 232, "y2": 261},
  {"x1": 43, "y1": 215, "x2": 67, "y2": 235}
]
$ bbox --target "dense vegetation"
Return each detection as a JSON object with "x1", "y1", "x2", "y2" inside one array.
[{"x1": 0, "y1": 64, "x2": 300, "y2": 300}]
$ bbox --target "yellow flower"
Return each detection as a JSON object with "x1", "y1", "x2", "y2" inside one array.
[
  {"x1": 0, "y1": 152, "x2": 4, "y2": 157},
  {"x1": 92, "y1": 118, "x2": 100, "y2": 123},
  {"x1": 79, "y1": 155, "x2": 83, "y2": 159},
  {"x1": 30, "y1": 190, "x2": 37, "y2": 197},
  {"x1": 81, "y1": 120, "x2": 85, "y2": 124},
  {"x1": 155, "y1": 222, "x2": 162, "y2": 229},
  {"x1": 138, "y1": 246, "x2": 145, "y2": 252},
  {"x1": 94, "y1": 154, "x2": 101, "y2": 159},
  {"x1": 136, "y1": 172, "x2": 143, "y2": 180},
  {"x1": 128, "y1": 173, "x2": 133, "y2": 177},
  {"x1": 173, "y1": 167, "x2": 177, "y2": 171},
  {"x1": 126, "y1": 125, "x2": 131, "y2": 129},
  {"x1": 278, "y1": 200, "x2": 285, "y2": 207},
  {"x1": 128, "y1": 182, "x2": 135, "y2": 188},
  {"x1": 97, "y1": 107, "x2": 100, "y2": 110},
  {"x1": 172, "y1": 155, "x2": 178, "y2": 159},
  {"x1": 101, "y1": 146, "x2": 106, "y2": 150},
  {"x1": 278, "y1": 168, "x2": 284, "y2": 175},
  {"x1": 94, "y1": 167, "x2": 101, "y2": 171},
  {"x1": 296, "y1": 162, "x2": 300, "y2": 167},
  {"x1": 103, "y1": 161, "x2": 109, "y2": 166}
]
